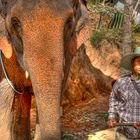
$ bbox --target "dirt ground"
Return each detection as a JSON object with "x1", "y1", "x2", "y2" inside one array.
[
  {"x1": 61, "y1": 95, "x2": 109, "y2": 140},
  {"x1": 30, "y1": 95, "x2": 109, "y2": 140}
]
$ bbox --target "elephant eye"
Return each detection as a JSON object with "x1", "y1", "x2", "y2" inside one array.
[
  {"x1": 64, "y1": 17, "x2": 74, "y2": 38},
  {"x1": 11, "y1": 17, "x2": 22, "y2": 36},
  {"x1": 64, "y1": 16, "x2": 74, "y2": 50},
  {"x1": 11, "y1": 17, "x2": 21, "y2": 29},
  {"x1": 66, "y1": 17, "x2": 74, "y2": 29}
]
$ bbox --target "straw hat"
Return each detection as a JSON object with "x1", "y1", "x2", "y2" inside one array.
[{"x1": 121, "y1": 47, "x2": 140, "y2": 70}]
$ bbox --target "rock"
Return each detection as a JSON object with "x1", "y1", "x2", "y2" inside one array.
[
  {"x1": 85, "y1": 40, "x2": 121, "y2": 80},
  {"x1": 62, "y1": 41, "x2": 119, "y2": 105}
]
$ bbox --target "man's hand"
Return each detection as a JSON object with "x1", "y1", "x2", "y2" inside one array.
[
  {"x1": 107, "y1": 118, "x2": 117, "y2": 127},
  {"x1": 133, "y1": 122, "x2": 140, "y2": 129}
]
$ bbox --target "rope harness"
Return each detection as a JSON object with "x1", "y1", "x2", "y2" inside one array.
[{"x1": 0, "y1": 50, "x2": 23, "y2": 94}]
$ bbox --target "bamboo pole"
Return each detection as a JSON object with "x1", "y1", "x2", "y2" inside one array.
[{"x1": 132, "y1": 0, "x2": 140, "y2": 17}]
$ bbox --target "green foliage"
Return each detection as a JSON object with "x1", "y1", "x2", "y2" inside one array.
[
  {"x1": 89, "y1": 0, "x2": 103, "y2": 5},
  {"x1": 88, "y1": 0, "x2": 113, "y2": 5},
  {"x1": 96, "y1": 111, "x2": 108, "y2": 120},
  {"x1": 109, "y1": 12, "x2": 124, "y2": 29},
  {"x1": 87, "y1": 0, "x2": 117, "y2": 29},
  {"x1": 90, "y1": 29, "x2": 122, "y2": 47},
  {"x1": 87, "y1": 2, "x2": 116, "y2": 17},
  {"x1": 90, "y1": 30, "x2": 105, "y2": 47},
  {"x1": 132, "y1": 24, "x2": 140, "y2": 33},
  {"x1": 105, "y1": 28, "x2": 122, "y2": 39},
  {"x1": 131, "y1": 23, "x2": 140, "y2": 48},
  {"x1": 62, "y1": 133, "x2": 74, "y2": 140},
  {"x1": 88, "y1": 0, "x2": 140, "y2": 50},
  {"x1": 132, "y1": 32, "x2": 140, "y2": 49}
]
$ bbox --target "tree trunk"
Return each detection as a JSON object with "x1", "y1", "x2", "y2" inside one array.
[{"x1": 121, "y1": 0, "x2": 133, "y2": 56}]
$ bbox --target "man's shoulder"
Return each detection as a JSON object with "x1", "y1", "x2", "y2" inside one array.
[
  {"x1": 112, "y1": 73, "x2": 131, "y2": 89},
  {"x1": 117, "y1": 73, "x2": 131, "y2": 83},
  {"x1": 120, "y1": 73, "x2": 132, "y2": 79}
]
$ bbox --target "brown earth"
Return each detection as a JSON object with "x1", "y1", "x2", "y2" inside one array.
[{"x1": 61, "y1": 95, "x2": 109, "y2": 140}]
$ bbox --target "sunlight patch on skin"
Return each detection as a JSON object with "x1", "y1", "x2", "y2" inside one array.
[
  {"x1": 0, "y1": 15, "x2": 12, "y2": 59},
  {"x1": 0, "y1": 37, "x2": 12, "y2": 59}
]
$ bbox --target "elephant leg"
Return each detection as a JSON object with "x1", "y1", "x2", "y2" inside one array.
[
  {"x1": 11, "y1": 90, "x2": 31, "y2": 140},
  {"x1": 0, "y1": 79, "x2": 14, "y2": 140}
]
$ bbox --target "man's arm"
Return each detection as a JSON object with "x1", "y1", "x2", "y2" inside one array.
[{"x1": 107, "y1": 80, "x2": 119, "y2": 127}]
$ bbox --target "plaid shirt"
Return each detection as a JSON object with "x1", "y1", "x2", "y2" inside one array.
[{"x1": 108, "y1": 73, "x2": 140, "y2": 123}]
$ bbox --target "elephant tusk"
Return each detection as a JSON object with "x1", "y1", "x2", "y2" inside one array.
[{"x1": 25, "y1": 70, "x2": 29, "y2": 79}]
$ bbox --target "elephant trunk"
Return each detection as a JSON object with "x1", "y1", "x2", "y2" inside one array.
[{"x1": 24, "y1": 40, "x2": 64, "y2": 140}]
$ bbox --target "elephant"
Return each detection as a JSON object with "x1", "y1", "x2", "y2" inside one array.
[{"x1": 0, "y1": 0, "x2": 83, "y2": 139}]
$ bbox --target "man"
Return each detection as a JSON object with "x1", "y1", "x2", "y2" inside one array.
[{"x1": 108, "y1": 47, "x2": 140, "y2": 139}]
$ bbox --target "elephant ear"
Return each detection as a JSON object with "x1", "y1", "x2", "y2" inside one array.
[
  {"x1": 0, "y1": 15, "x2": 12, "y2": 58},
  {"x1": 2, "y1": 2, "x2": 25, "y2": 70},
  {"x1": 0, "y1": 36, "x2": 13, "y2": 58}
]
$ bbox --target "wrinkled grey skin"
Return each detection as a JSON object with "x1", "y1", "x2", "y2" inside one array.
[
  {"x1": 0, "y1": 0, "x2": 80, "y2": 140},
  {"x1": 0, "y1": 79, "x2": 14, "y2": 140}
]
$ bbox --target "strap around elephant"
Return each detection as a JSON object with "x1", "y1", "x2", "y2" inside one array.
[
  {"x1": 131, "y1": 80, "x2": 140, "y2": 94},
  {"x1": 0, "y1": 50, "x2": 23, "y2": 94}
]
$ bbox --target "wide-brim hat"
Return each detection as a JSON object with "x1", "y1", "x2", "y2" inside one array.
[{"x1": 121, "y1": 47, "x2": 140, "y2": 70}]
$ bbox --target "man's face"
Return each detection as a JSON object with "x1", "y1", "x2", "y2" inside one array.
[{"x1": 133, "y1": 56, "x2": 140, "y2": 74}]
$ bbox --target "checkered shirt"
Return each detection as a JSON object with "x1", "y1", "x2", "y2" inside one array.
[{"x1": 108, "y1": 73, "x2": 140, "y2": 123}]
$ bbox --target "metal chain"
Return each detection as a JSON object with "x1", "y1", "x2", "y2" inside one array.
[{"x1": 0, "y1": 50, "x2": 23, "y2": 94}]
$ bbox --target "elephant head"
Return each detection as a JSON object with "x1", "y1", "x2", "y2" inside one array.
[{"x1": 0, "y1": 0, "x2": 81, "y2": 139}]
